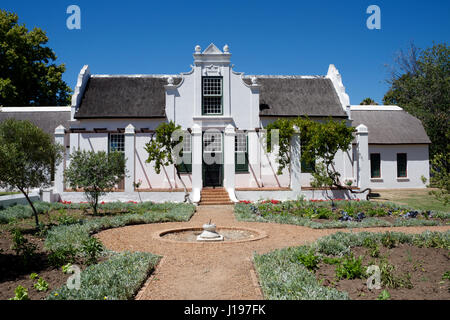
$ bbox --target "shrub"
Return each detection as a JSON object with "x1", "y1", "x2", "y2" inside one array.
[
  {"x1": 10, "y1": 229, "x2": 36, "y2": 267},
  {"x1": 381, "y1": 232, "x2": 397, "y2": 248},
  {"x1": 61, "y1": 263, "x2": 73, "y2": 274},
  {"x1": 64, "y1": 150, "x2": 127, "y2": 215},
  {"x1": 380, "y1": 260, "x2": 413, "y2": 289},
  {"x1": 81, "y1": 237, "x2": 104, "y2": 265},
  {"x1": 292, "y1": 249, "x2": 320, "y2": 271},
  {"x1": 33, "y1": 277, "x2": 49, "y2": 292},
  {"x1": 48, "y1": 246, "x2": 77, "y2": 268},
  {"x1": 9, "y1": 285, "x2": 29, "y2": 300},
  {"x1": 377, "y1": 289, "x2": 391, "y2": 300},
  {"x1": 335, "y1": 254, "x2": 365, "y2": 280},
  {"x1": 48, "y1": 251, "x2": 160, "y2": 300},
  {"x1": 322, "y1": 256, "x2": 342, "y2": 265}
]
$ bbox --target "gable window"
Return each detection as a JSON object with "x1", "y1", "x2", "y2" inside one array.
[
  {"x1": 370, "y1": 153, "x2": 381, "y2": 178},
  {"x1": 397, "y1": 153, "x2": 407, "y2": 178},
  {"x1": 202, "y1": 77, "x2": 222, "y2": 115},
  {"x1": 235, "y1": 132, "x2": 248, "y2": 172},
  {"x1": 177, "y1": 132, "x2": 192, "y2": 173}
]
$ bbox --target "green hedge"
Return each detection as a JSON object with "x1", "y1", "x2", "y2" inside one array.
[{"x1": 47, "y1": 251, "x2": 160, "y2": 300}]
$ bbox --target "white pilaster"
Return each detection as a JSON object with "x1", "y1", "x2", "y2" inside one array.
[
  {"x1": 54, "y1": 125, "x2": 66, "y2": 195},
  {"x1": 250, "y1": 77, "x2": 261, "y2": 129},
  {"x1": 165, "y1": 77, "x2": 176, "y2": 122},
  {"x1": 290, "y1": 130, "x2": 302, "y2": 191},
  {"x1": 356, "y1": 124, "x2": 369, "y2": 189},
  {"x1": 124, "y1": 124, "x2": 135, "y2": 192},
  {"x1": 248, "y1": 131, "x2": 261, "y2": 187},
  {"x1": 191, "y1": 124, "x2": 203, "y2": 202},
  {"x1": 224, "y1": 124, "x2": 238, "y2": 202}
]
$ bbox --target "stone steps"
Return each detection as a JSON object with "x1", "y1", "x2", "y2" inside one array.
[{"x1": 199, "y1": 188, "x2": 234, "y2": 205}]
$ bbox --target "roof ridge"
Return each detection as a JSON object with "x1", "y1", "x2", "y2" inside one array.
[
  {"x1": 91, "y1": 74, "x2": 181, "y2": 78},
  {"x1": 244, "y1": 75, "x2": 326, "y2": 79}
]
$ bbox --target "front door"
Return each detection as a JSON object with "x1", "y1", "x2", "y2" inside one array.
[{"x1": 202, "y1": 131, "x2": 223, "y2": 187}]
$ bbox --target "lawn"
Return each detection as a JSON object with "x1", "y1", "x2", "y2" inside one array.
[
  {"x1": 0, "y1": 192, "x2": 20, "y2": 196},
  {"x1": 0, "y1": 201, "x2": 196, "y2": 300},
  {"x1": 253, "y1": 231, "x2": 450, "y2": 300},
  {"x1": 371, "y1": 188, "x2": 449, "y2": 212}
]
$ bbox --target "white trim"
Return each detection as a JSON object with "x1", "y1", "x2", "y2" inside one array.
[
  {"x1": 243, "y1": 75, "x2": 324, "y2": 79},
  {"x1": 0, "y1": 106, "x2": 71, "y2": 112},
  {"x1": 91, "y1": 74, "x2": 181, "y2": 78},
  {"x1": 350, "y1": 105, "x2": 403, "y2": 111}
]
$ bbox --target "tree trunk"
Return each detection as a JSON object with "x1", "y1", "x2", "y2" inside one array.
[
  {"x1": 18, "y1": 187, "x2": 39, "y2": 229},
  {"x1": 175, "y1": 168, "x2": 192, "y2": 204}
]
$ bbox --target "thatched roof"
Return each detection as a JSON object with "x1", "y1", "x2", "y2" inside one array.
[
  {"x1": 351, "y1": 109, "x2": 431, "y2": 144},
  {"x1": 74, "y1": 74, "x2": 347, "y2": 119},
  {"x1": 245, "y1": 76, "x2": 347, "y2": 117},
  {"x1": 0, "y1": 110, "x2": 70, "y2": 139},
  {"x1": 75, "y1": 76, "x2": 181, "y2": 119}
]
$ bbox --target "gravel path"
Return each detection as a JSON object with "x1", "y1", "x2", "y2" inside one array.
[{"x1": 95, "y1": 205, "x2": 450, "y2": 300}]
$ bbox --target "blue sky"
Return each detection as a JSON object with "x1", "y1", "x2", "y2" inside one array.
[{"x1": 2, "y1": 0, "x2": 449, "y2": 105}]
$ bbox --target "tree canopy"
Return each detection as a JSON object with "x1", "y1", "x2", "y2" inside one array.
[
  {"x1": 0, "y1": 9, "x2": 72, "y2": 106},
  {"x1": 64, "y1": 150, "x2": 126, "y2": 215},
  {"x1": 0, "y1": 119, "x2": 63, "y2": 228},
  {"x1": 144, "y1": 121, "x2": 191, "y2": 203},
  {"x1": 383, "y1": 43, "x2": 449, "y2": 159},
  {"x1": 360, "y1": 98, "x2": 378, "y2": 105}
]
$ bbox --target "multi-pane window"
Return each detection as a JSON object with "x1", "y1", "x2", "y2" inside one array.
[
  {"x1": 109, "y1": 133, "x2": 125, "y2": 190},
  {"x1": 177, "y1": 132, "x2": 192, "y2": 173},
  {"x1": 300, "y1": 143, "x2": 315, "y2": 173},
  {"x1": 235, "y1": 132, "x2": 248, "y2": 172},
  {"x1": 397, "y1": 153, "x2": 407, "y2": 178},
  {"x1": 109, "y1": 134, "x2": 125, "y2": 152},
  {"x1": 202, "y1": 77, "x2": 222, "y2": 115},
  {"x1": 370, "y1": 153, "x2": 381, "y2": 178},
  {"x1": 203, "y1": 132, "x2": 222, "y2": 153}
]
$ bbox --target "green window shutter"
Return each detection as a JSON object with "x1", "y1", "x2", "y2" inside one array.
[
  {"x1": 397, "y1": 153, "x2": 407, "y2": 177},
  {"x1": 301, "y1": 158, "x2": 316, "y2": 173},
  {"x1": 235, "y1": 152, "x2": 248, "y2": 172},
  {"x1": 176, "y1": 152, "x2": 192, "y2": 173},
  {"x1": 370, "y1": 153, "x2": 381, "y2": 178}
]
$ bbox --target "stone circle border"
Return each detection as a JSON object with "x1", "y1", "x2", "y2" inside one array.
[{"x1": 154, "y1": 226, "x2": 268, "y2": 244}]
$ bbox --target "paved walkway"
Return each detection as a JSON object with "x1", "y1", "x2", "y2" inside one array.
[{"x1": 95, "y1": 205, "x2": 450, "y2": 300}]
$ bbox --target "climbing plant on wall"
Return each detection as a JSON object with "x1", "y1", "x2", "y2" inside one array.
[{"x1": 265, "y1": 117, "x2": 356, "y2": 188}]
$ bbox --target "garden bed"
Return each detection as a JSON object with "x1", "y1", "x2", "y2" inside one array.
[
  {"x1": 0, "y1": 201, "x2": 195, "y2": 300},
  {"x1": 253, "y1": 231, "x2": 450, "y2": 300},
  {"x1": 235, "y1": 199, "x2": 449, "y2": 229}
]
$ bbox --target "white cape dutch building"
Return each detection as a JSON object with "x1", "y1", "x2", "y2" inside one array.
[{"x1": 0, "y1": 43, "x2": 431, "y2": 203}]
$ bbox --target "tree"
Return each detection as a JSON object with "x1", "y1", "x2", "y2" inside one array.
[
  {"x1": 429, "y1": 152, "x2": 449, "y2": 205},
  {"x1": 0, "y1": 119, "x2": 63, "y2": 228},
  {"x1": 0, "y1": 9, "x2": 72, "y2": 106},
  {"x1": 266, "y1": 117, "x2": 356, "y2": 187},
  {"x1": 144, "y1": 121, "x2": 191, "y2": 203},
  {"x1": 64, "y1": 150, "x2": 126, "y2": 215},
  {"x1": 383, "y1": 42, "x2": 449, "y2": 159},
  {"x1": 360, "y1": 98, "x2": 378, "y2": 105}
]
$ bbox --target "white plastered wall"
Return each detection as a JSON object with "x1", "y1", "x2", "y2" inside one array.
[{"x1": 367, "y1": 144, "x2": 429, "y2": 189}]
